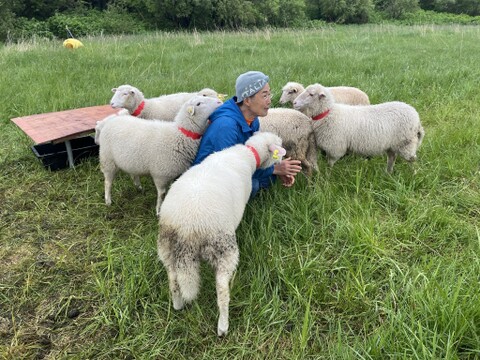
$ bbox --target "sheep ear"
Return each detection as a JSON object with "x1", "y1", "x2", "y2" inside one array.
[
  {"x1": 111, "y1": 88, "x2": 117, "y2": 93},
  {"x1": 269, "y1": 144, "x2": 286, "y2": 161},
  {"x1": 187, "y1": 105, "x2": 195, "y2": 116}
]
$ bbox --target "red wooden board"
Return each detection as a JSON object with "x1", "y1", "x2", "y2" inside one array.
[{"x1": 11, "y1": 105, "x2": 118, "y2": 144}]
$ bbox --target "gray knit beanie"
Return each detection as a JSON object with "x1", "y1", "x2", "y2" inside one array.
[{"x1": 235, "y1": 71, "x2": 270, "y2": 103}]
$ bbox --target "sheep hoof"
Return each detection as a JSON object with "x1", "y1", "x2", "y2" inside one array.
[
  {"x1": 217, "y1": 323, "x2": 228, "y2": 337},
  {"x1": 172, "y1": 297, "x2": 185, "y2": 310}
]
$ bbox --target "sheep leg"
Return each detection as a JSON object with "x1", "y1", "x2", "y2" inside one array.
[
  {"x1": 153, "y1": 178, "x2": 167, "y2": 215},
  {"x1": 327, "y1": 155, "x2": 339, "y2": 167},
  {"x1": 158, "y1": 228, "x2": 185, "y2": 310},
  {"x1": 131, "y1": 175, "x2": 142, "y2": 190},
  {"x1": 386, "y1": 149, "x2": 397, "y2": 173},
  {"x1": 102, "y1": 166, "x2": 117, "y2": 206},
  {"x1": 209, "y1": 235, "x2": 239, "y2": 337},
  {"x1": 167, "y1": 268, "x2": 185, "y2": 310}
]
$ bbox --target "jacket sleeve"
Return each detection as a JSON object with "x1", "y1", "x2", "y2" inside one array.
[{"x1": 253, "y1": 165, "x2": 276, "y2": 188}]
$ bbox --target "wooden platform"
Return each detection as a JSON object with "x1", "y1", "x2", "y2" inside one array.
[
  {"x1": 11, "y1": 105, "x2": 118, "y2": 145},
  {"x1": 11, "y1": 104, "x2": 118, "y2": 168}
]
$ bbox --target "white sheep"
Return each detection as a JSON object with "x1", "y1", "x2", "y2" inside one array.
[
  {"x1": 293, "y1": 83, "x2": 425, "y2": 173},
  {"x1": 157, "y1": 131, "x2": 286, "y2": 336},
  {"x1": 97, "y1": 95, "x2": 222, "y2": 214},
  {"x1": 110, "y1": 84, "x2": 222, "y2": 121},
  {"x1": 279, "y1": 81, "x2": 370, "y2": 106},
  {"x1": 259, "y1": 108, "x2": 318, "y2": 175}
]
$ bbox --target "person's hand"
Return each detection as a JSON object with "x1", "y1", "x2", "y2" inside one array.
[
  {"x1": 273, "y1": 157, "x2": 302, "y2": 177},
  {"x1": 278, "y1": 174, "x2": 295, "y2": 187}
]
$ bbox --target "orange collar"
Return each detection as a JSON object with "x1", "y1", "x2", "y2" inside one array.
[
  {"x1": 131, "y1": 101, "x2": 145, "y2": 116},
  {"x1": 178, "y1": 127, "x2": 202, "y2": 140},
  {"x1": 312, "y1": 109, "x2": 330, "y2": 121},
  {"x1": 246, "y1": 145, "x2": 260, "y2": 168}
]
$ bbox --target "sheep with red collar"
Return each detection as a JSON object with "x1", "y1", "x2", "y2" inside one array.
[
  {"x1": 293, "y1": 83, "x2": 425, "y2": 173},
  {"x1": 280, "y1": 81, "x2": 370, "y2": 106},
  {"x1": 110, "y1": 84, "x2": 221, "y2": 121},
  {"x1": 157, "y1": 131, "x2": 286, "y2": 337},
  {"x1": 97, "y1": 95, "x2": 222, "y2": 215}
]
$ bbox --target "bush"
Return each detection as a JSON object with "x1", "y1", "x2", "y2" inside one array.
[
  {"x1": 7, "y1": 17, "x2": 55, "y2": 42},
  {"x1": 397, "y1": 9, "x2": 480, "y2": 24},
  {"x1": 317, "y1": 0, "x2": 374, "y2": 24},
  {"x1": 375, "y1": 0, "x2": 420, "y2": 19},
  {"x1": 46, "y1": 10, "x2": 150, "y2": 39}
]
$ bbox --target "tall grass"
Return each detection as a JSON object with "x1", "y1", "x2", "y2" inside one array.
[{"x1": 1, "y1": 25, "x2": 479, "y2": 359}]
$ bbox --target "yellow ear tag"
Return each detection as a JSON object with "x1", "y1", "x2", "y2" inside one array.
[
  {"x1": 187, "y1": 106, "x2": 195, "y2": 116},
  {"x1": 217, "y1": 93, "x2": 228, "y2": 102},
  {"x1": 272, "y1": 149, "x2": 279, "y2": 160}
]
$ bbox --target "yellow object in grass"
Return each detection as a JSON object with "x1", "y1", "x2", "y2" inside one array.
[{"x1": 63, "y1": 38, "x2": 84, "y2": 49}]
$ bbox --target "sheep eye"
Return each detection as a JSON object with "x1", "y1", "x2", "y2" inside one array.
[{"x1": 196, "y1": 102, "x2": 201, "y2": 106}]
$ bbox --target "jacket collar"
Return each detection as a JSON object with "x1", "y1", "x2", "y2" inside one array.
[{"x1": 209, "y1": 97, "x2": 259, "y2": 133}]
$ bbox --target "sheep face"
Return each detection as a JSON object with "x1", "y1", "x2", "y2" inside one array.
[
  {"x1": 279, "y1": 82, "x2": 304, "y2": 105},
  {"x1": 110, "y1": 85, "x2": 142, "y2": 110},
  {"x1": 246, "y1": 131, "x2": 285, "y2": 169},
  {"x1": 293, "y1": 83, "x2": 330, "y2": 118},
  {"x1": 179, "y1": 95, "x2": 223, "y2": 133}
]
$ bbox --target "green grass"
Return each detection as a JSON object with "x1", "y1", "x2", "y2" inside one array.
[{"x1": 1, "y1": 25, "x2": 479, "y2": 359}]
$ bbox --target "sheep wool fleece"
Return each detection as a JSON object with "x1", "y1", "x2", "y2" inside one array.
[{"x1": 193, "y1": 97, "x2": 275, "y2": 195}]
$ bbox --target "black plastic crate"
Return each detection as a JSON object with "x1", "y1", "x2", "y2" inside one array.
[{"x1": 31, "y1": 135, "x2": 99, "y2": 171}]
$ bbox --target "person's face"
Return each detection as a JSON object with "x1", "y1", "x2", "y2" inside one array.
[{"x1": 244, "y1": 83, "x2": 271, "y2": 117}]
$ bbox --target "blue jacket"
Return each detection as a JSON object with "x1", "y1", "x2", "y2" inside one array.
[{"x1": 193, "y1": 97, "x2": 275, "y2": 188}]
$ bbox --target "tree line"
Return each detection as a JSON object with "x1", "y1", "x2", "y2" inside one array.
[{"x1": 1, "y1": 0, "x2": 479, "y2": 42}]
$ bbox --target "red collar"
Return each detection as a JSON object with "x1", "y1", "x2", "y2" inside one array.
[
  {"x1": 178, "y1": 127, "x2": 202, "y2": 140},
  {"x1": 312, "y1": 109, "x2": 330, "y2": 121},
  {"x1": 131, "y1": 101, "x2": 145, "y2": 116},
  {"x1": 246, "y1": 145, "x2": 260, "y2": 168}
]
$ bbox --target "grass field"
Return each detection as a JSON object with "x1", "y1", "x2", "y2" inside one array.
[{"x1": 1, "y1": 24, "x2": 479, "y2": 359}]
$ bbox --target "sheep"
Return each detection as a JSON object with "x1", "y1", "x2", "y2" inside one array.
[
  {"x1": 96, "y1": 95, "x2": 222, "y2": 214},
  {"x1": 157, "y1": 131, "x2": 286, "y2": 336},
  {"x1": 293, "y1": 83, "x2": 425, "y2": 173},
  {"x1": 279, "y1": 81, "x2": 370, "y2": 106},
  {"x1": 110, "y1": 84, "x2": 222, "y2": 121},
  {"x1": 259, "y1": 108, "x2": 318, "y2": 175}
]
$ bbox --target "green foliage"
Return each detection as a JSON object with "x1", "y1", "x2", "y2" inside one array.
[
  {"x1": 421, "y1": 0, "x2": 480, "y2": 16},
  {"x1": 0, "y1": 1, "x2": 16, "y2": 42},
  {"x1": 314, "y1": 0, "x2": 374, "y2": 24},
  {"x1": 4, "y1": 0, "x2": 480, "y2": 42},
  {"x1": 397, "y1": 8, "x2": 480, "y2": 24},
  {"x1": 375, "y1": 0, "x2": 420, "y2": 19},
  {"x1": 45, "y1": 10, "x2": 150, "y2": 38},
  {"x1": 18, "y1": 0, "x2": 86, "y2": 20},
  {"x1": 9, "y1": 17, "x2": 55, "y2": 40}
]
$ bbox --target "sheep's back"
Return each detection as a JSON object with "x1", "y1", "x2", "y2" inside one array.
[
  {"x1": 159, "y1": 148, "x2": 253, "y2": 237},
  {"x1": 99, "y1": 117, "x2": 190, "y2": 175},
  {"x1": 315, "y1": 102, "x2": 421, "y2": 155}
]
